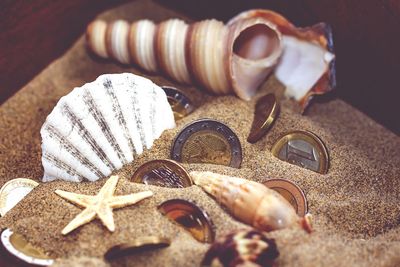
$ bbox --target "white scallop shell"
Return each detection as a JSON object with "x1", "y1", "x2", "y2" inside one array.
[{"x1": 40, "y1": 73, "x2": 175, "y2": 182}]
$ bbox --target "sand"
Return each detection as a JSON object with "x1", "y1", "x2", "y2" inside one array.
[{"x1": 0, "y1": 1, "x2": 399, "y2": 266}]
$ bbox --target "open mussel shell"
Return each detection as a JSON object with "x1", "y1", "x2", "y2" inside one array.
[
  {"x1": 0, "y1": 228, "x2": 54, "y2": 266},
  {"x1": 104, "y1": 236, "x2": 171, "y2": 261},
  {"x1": 158, "y1": 199, "x2": 215, "y2": 243}
]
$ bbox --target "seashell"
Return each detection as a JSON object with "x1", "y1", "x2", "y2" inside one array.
[
  {"x1": 86, "y1": 15, "x2": 283, "y2": 100},
  {"x1": 202, "y1": 229, "x2": 279, "y2": 267},
  {"x1": 40, "y1": 73, "x2": 175, "y2": 182},
  {"x1": 191, "y1": 171, "x2": 312, "y2": 233},
  {"x1": 228, "y1": 10, "x2": 336, "y2": 111},
  {"x1": 158, "y1": 199, "x2": 215, "y2": 243}
]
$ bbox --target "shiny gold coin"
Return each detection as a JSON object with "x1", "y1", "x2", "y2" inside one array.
[
  {"x1": 247, "y1": 93, "x2": 279, "y2": 143},
  {"x1": 264, "y1": 179, "x2": 308, "y2": 216},
  {"x1": 0, "y1": 178, "x2": 39, "y2": 216},
  {"x1": 158, "y1": 199, "x2": 215, "y2": 243},
  {"x1": 171, "y1": 119, "x2": 242, "y2": 168},
  {"x1": 1, "y1": 228, "x2": 54, "y2": 266},
  {"x1": 104, "y1": 236, "x2": 171, "y2": 261},
  {"x1": 271, "y1": 130, "x2": 329, "y2": 174},
  {"x1": 162, "y1": 86, "x2": 195, "y2": 121},
  {"x1": 131, "y1": 159, "x2": 193, "y2": 188}
]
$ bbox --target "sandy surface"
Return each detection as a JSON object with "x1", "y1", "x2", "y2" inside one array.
[{"x1": 0, "y1": 1, "x2": 399, "y2": 266}]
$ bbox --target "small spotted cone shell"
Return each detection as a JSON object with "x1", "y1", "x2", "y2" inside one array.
[{"x1": 191, "y1": 171, "x2": 312, "y2": 233}]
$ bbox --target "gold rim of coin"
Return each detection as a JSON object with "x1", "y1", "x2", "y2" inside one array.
[
  {"x1": 263, "y1": 178, "x2": 308, "y2": 216},
  {"x1": 0, "y1": 178, "x2": 39, "y2": 217},
  {"x1": 171, "y1": 119, "x2": 242, "y2": 168},
  {"x1": 158, "y1": 199, "x2": 216, "y2": 243},
  {"x1": 0, "y1": 228, "x2": 54, "y2": 266},
  {"x1": 271, "y1": 130, "x2": 329, "y2": 174},
  {"x1": 247, "y1": 93, "x2": 279, "y2": 143},
  {"x1": 161, "y1": 86, "x2": 195, "y2": 121},
  {"x1": 131, "y1": 159, "x2": 193, "y2": 188},
  {"x1": 104, "y1": 236, "x2": 171, "y2": 261}
]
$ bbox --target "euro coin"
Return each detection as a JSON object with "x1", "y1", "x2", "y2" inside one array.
[
  {"x1": 131, "y1": 159, "x2": 192, "y2": 188},
  {"x1": 264, "y1": 178, "x2": 308, "y2": 216},
  {"x1": 161, "y1": 86, "x2": 195, "y2": 121},
  {"x1": 271, "y1": 130, "x2": 329, "y2": 174},
  {"x1": 247, "y1": 93, "x2": 279, "y2": 143},
  {"x1": 171, "y1": 119, "x2": 242, "y2": 168}
]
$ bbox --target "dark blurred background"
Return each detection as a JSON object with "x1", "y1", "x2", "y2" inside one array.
[{"x1": 0, "y1": 0, "x2": 399, "y2": 134}]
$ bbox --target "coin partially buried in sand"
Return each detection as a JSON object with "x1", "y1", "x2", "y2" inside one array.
[
  {"x1": 247, "y1": 93, "x2": 279, "y2": 143},
  {"x1": 162, "y1": 86, "x2": 195, "y2": 121},
  {"x1": 264, "y1": 178, "x2": 308, "y2": 216},
  {"x1": 158, "y1": 199, "x2": 215, "y2": 243},
  {"x1": 0, "y1": 228, "x2": 54, "y2": 266},
  {"x1": 0, "y1": 178, "x2": 39, "y2": 216},
  {"x1": 171, "y1": 119, "x2": 242, "y2": 168},
  {"x1": 271, "y1": 130, "x2": 329, "y2": 174},
  {"x1": 131, "y1": 159, "x2": 193, "y2": 188},
  {"x1": 104, "y1": 236, "x2": 171, "y2": 261}
]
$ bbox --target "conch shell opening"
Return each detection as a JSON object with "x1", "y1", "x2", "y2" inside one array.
[
  {"x1": 229, "y1": 19, "x2": 282, "y2": 100},
  {"x1": 228, "y1": 10, "x2": 336, "y2": 111}
]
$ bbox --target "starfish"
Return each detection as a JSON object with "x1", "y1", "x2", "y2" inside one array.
[{"x1": 55, "y1": 175, "x2": 153, "y2": 235}]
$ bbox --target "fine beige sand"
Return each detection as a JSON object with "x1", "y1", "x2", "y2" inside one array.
[{"x1": 0, "y1": 1, "x2": 399, "y2": 266}]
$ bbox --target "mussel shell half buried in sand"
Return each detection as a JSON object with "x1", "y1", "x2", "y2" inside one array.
[
  {"x1": 40, "y1": 73, "x2": 175, "y2": 182},
  {"x1": 191, "y1": 171, "x2": 312, "y2": 233},
  {"x1": 158, "y1": 199, "x2": 215, "y2": 243},
  {"x1": 228, "y1": 9, "x2": 336, "y2": 111},
  {"x1": 86, "y1": 15, "x2": 283, "y2": 100}
]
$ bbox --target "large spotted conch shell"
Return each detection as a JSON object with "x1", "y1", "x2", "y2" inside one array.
[
  {"x1": 191, "y1": 171, "x2": 312, "y2": 233},
  {"x1": 86, "y1": 10, "x2": 335, "y2": 110}
]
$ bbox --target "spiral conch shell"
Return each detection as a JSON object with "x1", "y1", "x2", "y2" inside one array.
[
  {"x1": 87, "y1": 15, "x2": 283, "y2": 100},
  {"x1": 87, "y1": 10, "x2": 335, "y2": 110},
  {"x1": 191, "y1": 171, "x2": 312, "y2": 233}
]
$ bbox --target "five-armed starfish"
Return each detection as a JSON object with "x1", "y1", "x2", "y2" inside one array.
[{"x1": 55, "y1": 175, "x2": 153, "y2": 235}]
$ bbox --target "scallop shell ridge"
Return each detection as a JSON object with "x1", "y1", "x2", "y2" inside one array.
[{"x1": 40, "y1": 73, "x2": 175, "y2": 182}]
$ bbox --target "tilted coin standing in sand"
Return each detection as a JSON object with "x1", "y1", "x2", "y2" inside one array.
[
  {"x1": 271, "y1": 130, "x2": 329, "y2": 174},
  {"x1": 131, "y1": 159, "x2": 193, "y2": 188},
  {"x1": 171, "y1": 119, "x2": 242, "y2": 168},
  {"x1": 161, "y1": 86, "x2": 195, "y2": 121},
  {"x1": 0, "y1": 178, "x2": 39, "y2": 216},
  {"x1": 158, "y1": 199, "x2": 215, "y2": 243},
  {"x1": 0, "y1": 228, "x2": 54, "y2": 266},
  {"x1": 264, "y1": 178, "x2": 308, "y2": 216},
  {"x1": 247, "y1": 93, "x2": 279, "y2": 143},
  {"x1": 104, "y1": 236, "x2": 171, "y2": 261}
]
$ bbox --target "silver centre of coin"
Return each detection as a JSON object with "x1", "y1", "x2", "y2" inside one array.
[{"x1": 278, "y1": 139, "x2": 320, "y2": 172}]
